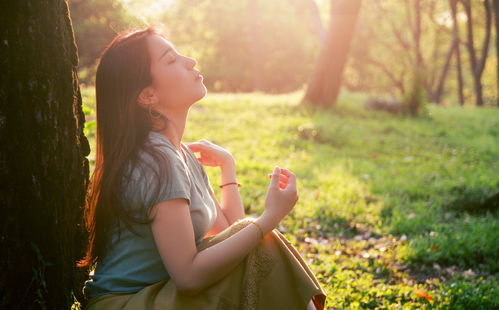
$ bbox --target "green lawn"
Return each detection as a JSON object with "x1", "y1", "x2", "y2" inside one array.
[{"x1": 81, "y1": 86, "x2": 499, "y2": 309}]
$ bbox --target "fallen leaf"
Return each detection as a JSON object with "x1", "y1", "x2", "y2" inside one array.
[{"x1": 416, "y1": 289, "x2": 433, "y2": 302}]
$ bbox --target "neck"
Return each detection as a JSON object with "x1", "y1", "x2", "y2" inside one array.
[{"x1": 153, "y1": 107, "x2": 189, "y2": 150}]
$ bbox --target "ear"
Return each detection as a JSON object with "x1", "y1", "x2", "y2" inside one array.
[{"x1": 137, "y1": 86, "x2": 158, "y2": 109}]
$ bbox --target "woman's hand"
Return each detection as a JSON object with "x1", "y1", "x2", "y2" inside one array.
[
  {"x1": 262, "y1": 166, "x2": 298, "y2": 224},
  {"x1": 267, "y1": 169, "x2": 291, "y2": 190},
  {"x1": 185, "y1": 139, "x2": 234, "y2": 168}
]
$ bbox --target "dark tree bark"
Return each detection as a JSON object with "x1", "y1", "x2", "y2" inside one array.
[
  {"x1": 0, "y1": 0, "x2": 89, "y2": 309},
  {"x1": 303, "y1": 0, "x2": 362, "y2": 108},
  {"x1": 493, "y1": 0, "x2": 499, "y2": 107},
  {"x1": 459, "y1": 0, "x2": 492, "y2": 107},
  {"x1": 450, "y1": 0, "x2": 465, "y2": 106}
]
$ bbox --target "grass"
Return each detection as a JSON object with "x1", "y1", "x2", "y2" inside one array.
[{"x1": 81, "y1": 86, "x2": 499, "y2": 309}]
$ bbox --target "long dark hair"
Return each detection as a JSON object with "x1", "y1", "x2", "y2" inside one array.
[{"x1": 77, "y1": 26, "x2": 176, "y2": 269}]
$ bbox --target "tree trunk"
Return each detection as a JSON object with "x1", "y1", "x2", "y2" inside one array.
[
  {"x1": 0, "y1": 0, "x2": 90, "y2": 308},
  {"x1": 303, "y1": 0, "x2": 362, "y2": 108},
  {"x1": 450, "y1": 0, "x2": 465, "y2": 106},
  {"x1": 493, "y1": 0, "x2": 499, "y2": 107},
  {"x1": 460, "y1": 0, "x2": 492, "y2": 107},
  {"x1": 433, "y1": 40, "x2": 455, "y2": 104},
  {"x1": 413, "y1": 0, "x2": 424, "y2": 68}
]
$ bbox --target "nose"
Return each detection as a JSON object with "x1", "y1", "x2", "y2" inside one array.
[{"x1": 185, "y1": 55, "x2": 197, "y2": 69}]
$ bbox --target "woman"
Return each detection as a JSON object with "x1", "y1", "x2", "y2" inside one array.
[{"x1": 78, "y1": 26, "x2": 327, "y2": 310}]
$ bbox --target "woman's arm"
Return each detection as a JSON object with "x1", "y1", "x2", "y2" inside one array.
[
  {"x1": 150, "y1": 198, "x2": 279, "y2": 296},
  {"x1": 151, "y1": 165, "x2": 295, "y2": 296},
  {"x1": 204, "y1": 159, "x2": 245, "y2": 238},
  {"x1": 218, "y1": 158, "x2": 245, "y2": 225},
  {"x1": 186, "y1": 139, "x2": 244, "y2": 225}
]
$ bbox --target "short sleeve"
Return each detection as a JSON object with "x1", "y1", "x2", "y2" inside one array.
[{"x1": 125, "y1": 147, "x2": 192, "y2": 214}]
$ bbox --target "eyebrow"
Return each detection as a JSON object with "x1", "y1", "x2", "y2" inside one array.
[{"x1": 158, "y1": 46, "x2": 173, "y2": 61}]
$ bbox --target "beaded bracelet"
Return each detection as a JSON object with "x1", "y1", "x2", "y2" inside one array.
[{"x1": 219, "y1": 182, "x2": 241, "y2": 188}]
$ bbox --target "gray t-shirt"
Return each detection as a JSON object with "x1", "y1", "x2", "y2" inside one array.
[{"x1": 83, "y1": 130, "x2": 217, "y2": 299}]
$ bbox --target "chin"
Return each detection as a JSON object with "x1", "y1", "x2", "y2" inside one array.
[
  {"x1": 194, "y1": 83, "x2": 207, "y2": 100},
  {"x1": 187, "y1": 89, "x2": 207, "y2": 107}
]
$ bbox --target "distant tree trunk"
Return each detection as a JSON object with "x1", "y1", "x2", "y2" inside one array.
[
  {"x1": 303, "y1": 0, "x2": 362, "y2": 108},
  {"x1": 411, "y1": 0, "x2": 437, "y2": 103},
  {"x1": 493, "y1": 0, "x2": 499, "y2": 107},
  {"x1": 413, "y1": 0, "x2": 424, "y2": 68},
  {"x1": 426, "y1": 0, "x2": 456, "y2": 104},
  {"x1": 459, "y1": 0, "x2": 492, "y2": 107},
  {"x1": 433, "y1": 41, "x2": 455, "y2": 104},
  {"x1": 450, "y1": 0, "x2": 465, "y2": 106},
  {"x1": 0, "y1": 0, "x2": 89, "y2": 308}
]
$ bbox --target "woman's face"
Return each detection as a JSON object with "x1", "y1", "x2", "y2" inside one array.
[{"x1": 146, "y1": 35, "x2": 206, "y2": 109}]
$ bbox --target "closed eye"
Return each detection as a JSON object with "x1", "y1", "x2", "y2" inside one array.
[{"x1": 166, "y1": 53, "x2": 175, "y2": 64}]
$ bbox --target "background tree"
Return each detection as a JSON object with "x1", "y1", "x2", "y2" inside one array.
[
  {"x1": 425, "y1": 0, "x2": 456, "y2": 104},
  {"x1": 303, "y1": 0, "x2": 363, "y2": 108},
  {"x1": 354, "y1": 1, "x2": 454, "y2": 103},
  {"x1": 345, "y1": 0, "x2": 495, "y2": 107},
  {"x1": 68, "y1": 0, "x2": 142, "y2": 85},
  {"x1": 0, "y1": 0, "x2": 89, "y2": 308},
  {"x1": 66, "y1": 0, "x2": 497, "y2": 107},
  {"x1": 492, "y1": 0, "x2": 499, "y2": 106},
  {"x1": 450, "y1": 0, "x2": 465, "y2": 106},
  {"x1": 69, "y1": 0, "x2": 321, "y2": 93},
  {"x1": 459, "y1": 0, "x2": 492, "y2": 107}
]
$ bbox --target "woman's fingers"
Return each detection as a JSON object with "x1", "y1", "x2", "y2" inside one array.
[
  {"x1": 269, "y1": 167, "x2": 281, "y2": 189},
  {"x1": 276, "y1": 169, "x2": 296, "y2": 192},
  {"x1": 267, "y1": 173, "x2": 288, "y2": 182},
  {"x1": 185, "y1": 142, "x2": 204, "y2": 152},
  {"x1": 285, "y1": 172, "x2": 296, "y2": 191},
  {"x1": 268, "y1": 174, "x2": 290, "y2": 190},
  {"x1": 279, "y1": 168, "x2": 294, "y2": 177},
  {"x1": 267, "y1": 168, "x2": 293, "y2": 179}
]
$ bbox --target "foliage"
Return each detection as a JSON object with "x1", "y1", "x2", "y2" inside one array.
[
  {"x1": 437, "y1": 276, "x2": 499, "y2": 309},
  {"x1": 402, "y1": 67, "x2": 429, "y2": 116},
  {"x1": 69, "y1": 0, "x2": 144, "y2": 84},
  {"x1": 68, "y1": 0, "x2": 497, "y2": 104},
  {"x1": 344, "y1": 0, "x2": 497, "y2": 106},
  {"x1": 158, "y1": 0, "x2": 320, "y2": 93},
  {"x1": 403, "y1": 213, "x2": 499, "y2": 272},
  {"x1": 286, "y1": 229, "x2": 499, "y2": 309}
]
